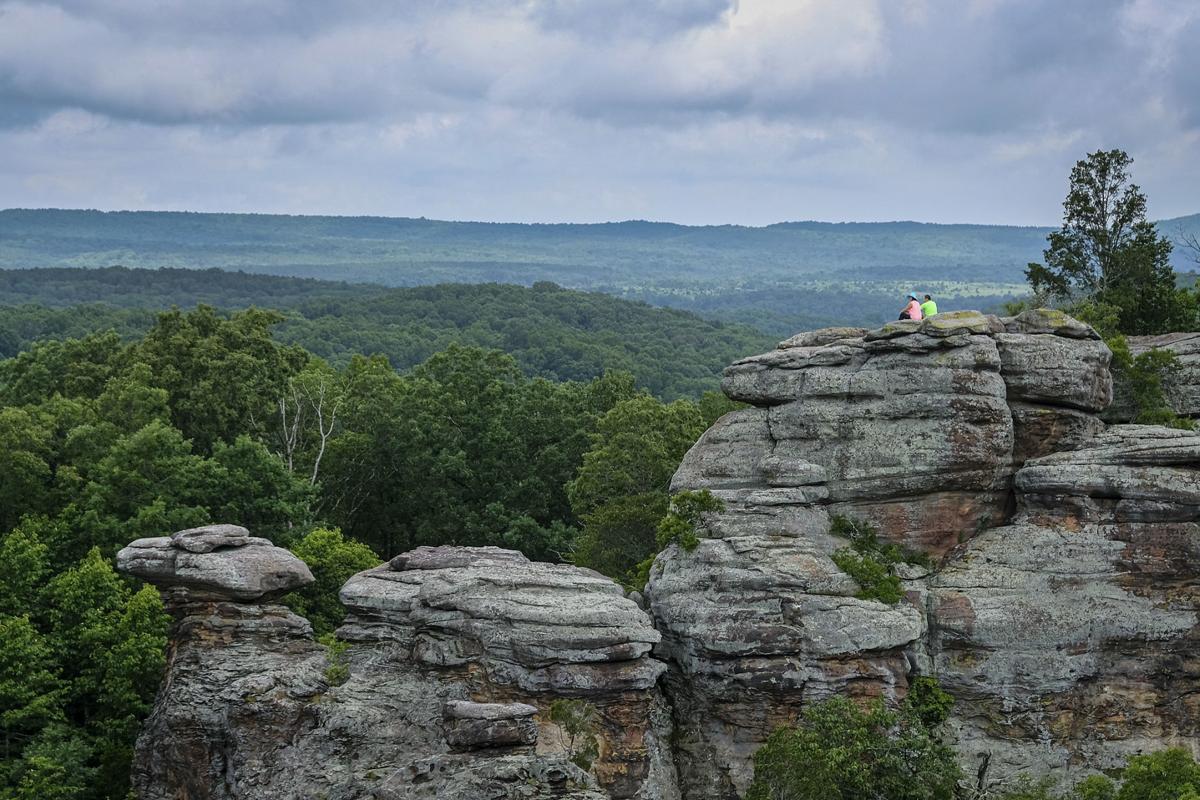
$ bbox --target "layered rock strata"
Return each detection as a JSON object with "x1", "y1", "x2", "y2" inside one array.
[
  {"x1": 649, "y1": 310, "x2": 1196, "y2": 798},
  {"x1": 118, "y1": 533, "x2": 664, "y2": 800},
  {"x1": 337, "y1": 545, "x2": 676, "y2": 799},
  {"x1": 931, "y1": 425, "x2": 1200, "y2": 783}
]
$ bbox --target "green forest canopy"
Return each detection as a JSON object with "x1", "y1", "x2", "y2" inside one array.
[{"x1": 0, "y1": 268, "x2": 773, "y2": 400}]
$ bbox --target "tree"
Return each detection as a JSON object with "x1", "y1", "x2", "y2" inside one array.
[
  {"x1": 567, "y1": 395, "x2": 708, "y2": 582},
  {"x1": 745, "y1": 689, "x2": 960, "y2": 800},
  {"x1": 132, "y1": 306, "x2": 309, "y2": 453},
  {"x1": 1116, "y1": 749, "x2": 1200, "y2": 800},
  {"x1": 284, "y1": 528, "x2": 381, "y2": 636},
  {"x1": 1026, "y1": 149, "x2": 1194, "y2": 335},
  {"x1": 0, "y1": 616, "x2": 63, "y2": 757}
]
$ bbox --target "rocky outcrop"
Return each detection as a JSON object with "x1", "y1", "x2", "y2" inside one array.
[
  {"x1": 119, "y1": 534, "x2": 670, "y2": 800},
  {"x1": 932, "y1": 425, "x2": 1200, "y2": 783},
  {"x1": 337, "y1": 545, "x2": 675, "y2": 799},
  {"x1": 649, "y1": 310, "x2": 1196, "y2": 798},
  {"x1": 123, "y1": 310, "x2": 1200, "y2": 800}
]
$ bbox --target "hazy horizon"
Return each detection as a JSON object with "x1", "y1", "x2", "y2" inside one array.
[{"x1": 3, "y1": 205, "x2": 1197, "y2": 231}]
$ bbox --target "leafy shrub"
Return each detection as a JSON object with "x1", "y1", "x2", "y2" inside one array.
[
  {"x1": 829, "y1": 515, "x2": 927, "y2": 604},
  {"x1": 1069, "y1": 302, "x2": 1194, "y2": 430},
  {"x1": 904, "y1": 676, "x2": 955, "y2": 730},
  {"x1": 318, "y1": 633, "x2": 350, "y2": 687},
  {"x1": 284, "y1": 527, "x2": 381, "y2": 636},
  {"x1": 656, "y1": 489, "x2": 724, "y2": 552},
  {"x1": 993, "y1": 749, "x2": 1199, "y2": 800},
  {"x1": 745, "y1": 690, "x2": 960, "y2": 800}
]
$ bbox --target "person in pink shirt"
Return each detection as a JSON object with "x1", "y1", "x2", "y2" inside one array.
[{"x1": 898, "y1": 292, "x2": 923, "y2": 321}]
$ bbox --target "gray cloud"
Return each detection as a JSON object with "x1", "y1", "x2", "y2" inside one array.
[{"x1": 0, "y1": 0, "x2": 1196, "y2": 224}]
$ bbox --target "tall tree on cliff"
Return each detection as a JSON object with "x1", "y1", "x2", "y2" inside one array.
[{"x1": 1026, "y1": 149, "x2": 1196, "y2": 335}]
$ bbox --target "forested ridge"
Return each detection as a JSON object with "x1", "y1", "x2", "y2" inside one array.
[
  {"x1": 0, "y1": 268, "x2": 772, "y2": 399},
  {"x1": 7, "y1": 208, "x2": 1197, "y2": 334}
]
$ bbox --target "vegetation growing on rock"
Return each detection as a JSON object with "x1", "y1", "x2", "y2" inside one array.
[
  {"x1": 829, "y1": 515, "x2": 929, "y2": 604},
  {"x1": 745, "y1": 685, "x2": 960, "y2": 800}
]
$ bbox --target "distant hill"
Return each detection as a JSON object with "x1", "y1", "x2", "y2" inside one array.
[
  {"x1": 2, "y1": 209, "x2": 1197, "y2": 334},
  {"x1": 0, "y1": 267, "x2": 773, "y2": 399}
]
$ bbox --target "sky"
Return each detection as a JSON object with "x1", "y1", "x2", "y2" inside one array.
[{"x1": 0, "y1": 0, "x2": 1197, "y2": 226}]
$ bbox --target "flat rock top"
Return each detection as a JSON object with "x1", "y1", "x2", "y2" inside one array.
[
  {"x1": 443, "y1": 701, "x2": 538, "y2": 721},
  {"x1": 778, "y1": 327, "x2": 869, "y2": 349},
  {"x1": 117, "y1": 524, "x2": 313, "y2": 602},
  {"x1": 1001, "y1": 307, "x2": 1101, "y2": 339},
  {"x1": 390, "y1": 545, "x2": 530, "y2": 571},
  {"x1": 171, "y1": 524, "x2": 271, "y2": 553}
]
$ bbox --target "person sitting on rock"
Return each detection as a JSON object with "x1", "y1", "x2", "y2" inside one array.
[
  {"x1": 899, "y1": 293, "x2": 924, "y2": 321},
  {"x1": 920, "y1": 294, "x2": 938, "y2": 317}
]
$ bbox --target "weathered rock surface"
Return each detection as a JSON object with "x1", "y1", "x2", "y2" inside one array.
[
  {"x1": 650, "y1": 310, "x2": 1195, "y2": 798},
  {"x1": 443, "y1": 701, "x2": 540, "y2": 751},
  {"x1": 121, "y1": 535, "x2": 677, "y2": 800},
  {"x1": 338, "y1": 545, "x2": 673, "y2": 797},
  {"x1": 117, "y1": 523, "x2": 313, "y2": 601},
  {"x1": 932, "y1": 425, "x2": 1200, "y2": 784}
]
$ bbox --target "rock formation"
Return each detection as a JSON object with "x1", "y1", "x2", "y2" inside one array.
[
  {"x1": 120, "y1": 309, "x2": 1200, "y2": 800},
  {"x1": 650, "y1": 309, "x2": 1194, "y2": 798},
  {"x1": 119, "y1": 532, "x2": 673, "y2": 800}
]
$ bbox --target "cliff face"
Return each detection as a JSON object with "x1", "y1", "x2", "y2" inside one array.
[
  {"x1": 652, "y1": 309, "x2": 1196, "y2": 798},
  {"x1": 118, "y1": 310, "x2": 1200, "y2": 800}
]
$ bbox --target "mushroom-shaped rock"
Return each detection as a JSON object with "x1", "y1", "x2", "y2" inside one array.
[{"x1": 117, "y1": 524, "x2": 313, "y2": 602}]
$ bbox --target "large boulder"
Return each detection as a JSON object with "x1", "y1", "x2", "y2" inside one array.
[{"x1": 117, "y1": 523, "x2": 313, "y2": 602}]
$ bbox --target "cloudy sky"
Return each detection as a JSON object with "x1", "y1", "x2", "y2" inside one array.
[{"x1": 1, "y1": 0, "x2": 1197, "y2": 225}]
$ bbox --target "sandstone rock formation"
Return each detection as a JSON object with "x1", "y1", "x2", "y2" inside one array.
[
  {"x1": 119, "y1": 535, "x2": 674, "y2": 800},
  {"x1": 650, "y1": 310, "x2": 1195, "y2": 798},
  {"x1": 122, "y1": 310, "x2": 1200, "y2": 800}
]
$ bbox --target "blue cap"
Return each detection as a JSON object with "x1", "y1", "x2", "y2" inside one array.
[{"x1": 907, "y1": 293, "x2": 919, "y2": 300}]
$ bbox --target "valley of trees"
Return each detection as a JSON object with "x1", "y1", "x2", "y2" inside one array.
[
  {"x1": 7, "y1": 208, "x2": 1197, "y2": 334},
  {"x1": 0, "y1": 272, "x2": 772, "y2": 399}
]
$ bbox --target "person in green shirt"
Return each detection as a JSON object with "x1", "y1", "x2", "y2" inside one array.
[{"x1": 920, "y1": 294, "x2": 938, "y2": 318}]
